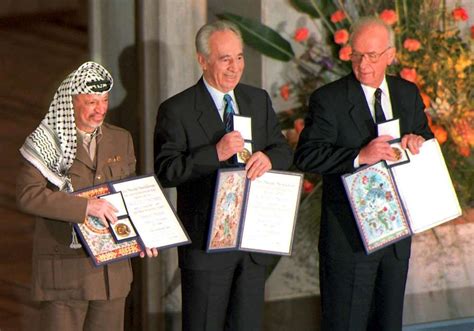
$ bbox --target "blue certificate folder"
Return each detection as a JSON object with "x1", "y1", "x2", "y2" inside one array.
[
  {"x1": 343, "y1": 139, "x2": 462, "y2": 255},
  {"x1": 206, "y1": 168, "x2": 303, "y2": 255},
  {"x1": 73, "y1": 174, "x2": 190, "y2": 266},
  {"x1": 342, "y1": 161, "x2": 411, "y2": 254}
]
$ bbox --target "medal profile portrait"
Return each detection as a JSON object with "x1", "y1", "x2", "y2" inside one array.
[
  {"x1": 238, "y1": 148, "x2": 251, "y2": 163},
  {"x1": 391, "y1": 146, "x2": 402, "y2": 161},
  {"x1": 114, "y1": 222, "x2": 131, "y2": 238}
]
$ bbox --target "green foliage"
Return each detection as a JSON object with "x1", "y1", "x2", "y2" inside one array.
[
  {"x1": 219, "y1": 0, "x2": 474, "y2": 207},
  {"x1": 289, "y1": 0, "x2": 336, "y2": 18},
  {"x1": 217, "y1": 13, "x2": 295, "y2": 61}
]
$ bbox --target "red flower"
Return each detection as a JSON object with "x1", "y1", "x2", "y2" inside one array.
[
  {"x1": 458, "y1": 145, "x2": 470, "y2": 157},
  {"x1": 330, "y1": 10, "x2": 346, "y2": 23},
  {"x1": 403, "y1": 38, "x2": 421, "y2": 52},
  {"x1": 339, "y1": 45, "x2": 352, "y2": 61},
  {"x1": 452, "y1": 7, "x2": 469, "y2": 21},
  {"x1": 379, "y1": 9, "x2": 398, "y2": 25},
  {"x1": 470, "y1": 25, "x2": 474, "y2": 39},
  {"x1": 293, "y1": 118, "x2": 305, "y2": 134},
  {"x1": 420, "y1": 92, "x2": 431, "y2": 108},
  {"x1": 280, "y1": 84, "x2": 290, "y2": 101},
  {"x1": 334, "y1": 29, "x2": 349, "y2": 45},
  {"x1": 430, "y1": 124, "x2": 448, "y2": 145},
  {"x1": 294, "y1": 27, "x2": 309, "y2": 42},
  {"x1": 400, "y1": 68, "x2": 417, "y2": 83},
  {"x1": 303, "y1": 179, "x2": 315, "y2": 193}
]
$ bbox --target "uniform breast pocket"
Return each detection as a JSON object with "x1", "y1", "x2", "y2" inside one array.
[{"x1": 106, "y1": 161, "x2": 133, "y2": 180}]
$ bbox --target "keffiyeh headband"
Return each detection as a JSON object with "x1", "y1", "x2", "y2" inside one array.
[{"x1": 19, "y1": 61, "x2": 113, "y2": 192}]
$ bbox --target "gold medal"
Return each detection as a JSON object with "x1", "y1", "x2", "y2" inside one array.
[
  {"x1": 238, "y1": 148, "x2": 251, "y2": 163},
  {"x1": 392, "y1": 147, "x2": 402, "y2": 161},
  {"x1": 115, "y1": 223, "x2": 131, "y2": 237}
]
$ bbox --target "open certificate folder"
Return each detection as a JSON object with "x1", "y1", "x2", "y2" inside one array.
[
  {"x1": 342, "y1": 139, "x2": 461, "y2": 254},
  {"x1": 207, "y1": 169, "x2": 303, "y2": 255},
  {"x1": 74, "y1": 175, "x2": 190, "y2": 266},
  {"x1": 390, "y1": 139, "x2": 461, "y2": 232}
]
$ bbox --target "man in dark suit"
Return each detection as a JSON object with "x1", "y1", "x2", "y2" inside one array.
[
  {"x1": 294, "y1": 18, "x2": 433, "y2": 330},
  {"x1": 154, "y1": 21, "x2": 292, "y2": 331}
]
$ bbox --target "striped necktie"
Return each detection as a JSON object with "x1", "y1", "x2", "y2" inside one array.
[
  {"x1": 374, "y1": 88, "x2": 386, "y2": 124},
  {"x1": 223, "y1": 94, "x2": 235, "y2": 132}
]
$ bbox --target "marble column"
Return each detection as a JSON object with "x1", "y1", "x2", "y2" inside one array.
[
  {"x1": 88, "y1": 0, "x2": 206, "y2": 329},
  {"x1": 136, "y1": 1, "x2": 206, "y2": 328}
]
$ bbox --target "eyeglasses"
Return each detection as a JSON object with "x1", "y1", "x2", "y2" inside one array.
[{"x1": 350, "y1": 47, "x2": 392, "y2": 63}]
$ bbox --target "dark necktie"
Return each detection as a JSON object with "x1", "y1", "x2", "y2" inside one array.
[
  {"x1": 223, "y1": 94, "x2": 235, "y2": 132},
  {"x1": 374, "y1": 88, "x2": 386, "y2": 124}
]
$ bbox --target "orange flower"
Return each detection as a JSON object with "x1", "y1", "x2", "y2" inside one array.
[
  {"x1": 458, "y1": 145, "x2": 470, "y2": 157},
  {"x1": 334, "y1": 29, "x2": 349, "y2": 45},
  {"x1": 339, "y1": 45, "x2": 352, "y2": 61},
  {"x1": 294, "y1": 27, "x2": 309, "y2": 42},
  {"x1": 303, "y1": 179, "x2": 315, "y2": 193},
  {"x1": 379, "y1": 9, "x2": 398, "y2": 25},
  {"x1": 420, "y1": 92, "x2": 431, "y2": 108},
  {"x1": 403, "y1": 38, "x2": 421, "y2": 52},
  {"x1": 430, "y1": 124, "x2": 448, "y2": 144},
  {"x1": 450, "y1": 118, "x2": 474, "y2": 157},
  {"x1": 294, "y1": 118, "x2": 305, "y2": 134},
  {"x1": 452, "y1": 7, "x2": 468, "y2": 21},
  {"x1": 280, "y1": 84, "x2": 290, "y2": 101},
  {"x1": 330, "y1": 10, "x2": 346, "y2": 23},
  {"x1": 454, "y1": 118, "x2": 474, "y2": 147},
  {"x1": 400, "y1": 68, "x2": 417, "y2": 83},
  {"x1": 426, "y1": 112, "x2": 433, "y2": 126}
]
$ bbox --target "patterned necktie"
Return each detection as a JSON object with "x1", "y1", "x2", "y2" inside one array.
[
  {"x1": 374, "y1": 88, "x2": 386, "y2": 124},
  {"x1": 223, "y1": 94, "x2": 235, "y2": 132}
]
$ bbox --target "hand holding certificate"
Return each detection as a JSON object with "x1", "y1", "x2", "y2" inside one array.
[
  {"x1": 73, "y1": 185, "x2": 143, "y2": 266},
  {"x1": 74, "y1": 175, "x2": 190, "y2": 266},
  {"x1": 111, "y1": 176, "x2": 190, "y2": 249},
  {"x1": 207, "y1": 169, "x2": 303, "y2": 255},
  {"x1": 343, "y1": 139, "x2": 461, "y2": 254}
]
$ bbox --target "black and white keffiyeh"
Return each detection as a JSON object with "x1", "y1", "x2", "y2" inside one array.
[{"x1": 19, "y1": 61, "x2": 113, "y2": 192}]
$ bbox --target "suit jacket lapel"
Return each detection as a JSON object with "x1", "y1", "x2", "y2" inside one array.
[
  {"x1": 233, "y1": 84, "x2": 253, "y2": 118},
  {"x1": 386, "y1": 75, "x2": 406, "y2": 133},
  {"x1": 347, "y1": 74, "x2": 376, "y2": 138},
  {"x1": 194, "y1": 78, "x2": 226, "y2": 143}
]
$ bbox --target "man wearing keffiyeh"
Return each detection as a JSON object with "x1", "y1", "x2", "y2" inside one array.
[{"x1": 16, "y1": 61, "x2": 157, "y2": 330}]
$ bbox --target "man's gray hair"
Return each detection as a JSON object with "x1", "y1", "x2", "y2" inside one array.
[
  {"x1": 349, "y1": 17, "x2": 395, "y2": 48},
  {"x1": 195, "y1": 20, "x2": 243, "y2": 58}
]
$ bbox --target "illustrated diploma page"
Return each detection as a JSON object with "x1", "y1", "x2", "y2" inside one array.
[
  {"x1": 207, "y1": 169, "x2": 303, "y2": 255},
  {"x1": 112, "y1": 175, "x2": 190, "y2": 249},
  {"x1": 342, "y1": 139, "x2": 462, "y2": 255}
]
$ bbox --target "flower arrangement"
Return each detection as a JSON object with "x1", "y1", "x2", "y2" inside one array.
[{"x1": 219, "y1": 0, "x2": 473, "y2": 207}]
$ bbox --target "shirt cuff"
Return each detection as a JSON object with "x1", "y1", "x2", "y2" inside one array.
[{"x1": 353, "y1": 154, "x2": 361, "y2": 168}]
